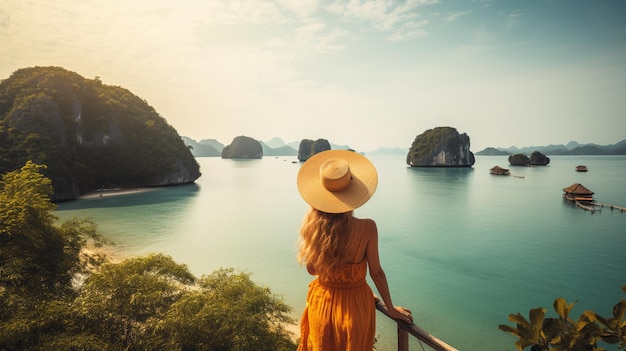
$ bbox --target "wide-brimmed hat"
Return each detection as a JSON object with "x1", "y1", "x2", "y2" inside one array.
[{"x1": 297, "y1": 150, "x2": 378, "y2": 213}]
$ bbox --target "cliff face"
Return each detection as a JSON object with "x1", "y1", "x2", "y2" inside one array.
[
  {"x1": 298, "y1": 139, "x2": 331, "y2": 161},
  {"x1": 221, "y1": 136, "x2": 263, "y2": 159},
  {"x1": 0, "y1": 66, "x2": 201, "y2": 200},
  {"x1": 529, "y1": 151, "x2": 550, "y2": 166},
  {"x1": 406, "y1": 127, "x2": 475, "y2": 167},
  {"x1": 508, "y1": 154, "x2": 530, "y2": 166}
]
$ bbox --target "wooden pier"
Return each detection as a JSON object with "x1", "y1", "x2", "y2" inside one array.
[
  {"x1": 575, "y1": 201, "x2": 596, "y2": 212},
  {"x1": 571, "y1": 201, "x2": 625, "y2": 213},
  {"x1": 592, "y1": 203, "x2": 626, "y2": 213}
]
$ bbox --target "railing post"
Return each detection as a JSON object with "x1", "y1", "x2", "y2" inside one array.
[
  {"x1": 398, "y1": 326, "x2": 409, "y2": 351},
  {"x1": 374, "y1": 295, "x2": 459, "y2": 351}
]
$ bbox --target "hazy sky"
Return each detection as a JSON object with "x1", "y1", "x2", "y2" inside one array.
[{"x1": 1, "y1": 0, "x2": 625, "y2": 152}]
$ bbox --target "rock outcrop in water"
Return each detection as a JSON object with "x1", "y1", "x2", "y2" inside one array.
[
  {"x1": 529, "y1": 151, "x2": 550, "y2": 166},
  {"x1": 406, "y1": 127, "x2": 475, "y2": 167},
  {"x1": 221, "y1": 136, "x2": 263, "y2": 159},
  {"x1": 508, "y1": 151, "x2": 550, "y2": 167},
  {"x1": 298, "y1": 139, "x2": 331, "y2": 161},
  {"x1": 0, "y1": 66, "x2": 201, "y2": 200},
  {"x1": 508, "y1": 154, "x2": 530, "y2": 166}
]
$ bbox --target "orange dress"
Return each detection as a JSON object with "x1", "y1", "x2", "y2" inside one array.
[{"x1": 297, "y1": 260, "x2": 376, "y2": 351}]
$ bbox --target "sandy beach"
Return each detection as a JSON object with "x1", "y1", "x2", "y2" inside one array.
[{"x1": 80, "y1": 187, "x2": 154, "y2": 199}]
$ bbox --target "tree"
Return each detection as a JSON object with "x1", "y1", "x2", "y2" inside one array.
[
  {"x1": 1, "y1": 161, "x2": 73, "y2": 296},
  {"x1": 0, "y1": 161, "x2": 105, "y2": 350},
  {"x1": 72, "y1": 254, "x2": 196, "y2": 350}
]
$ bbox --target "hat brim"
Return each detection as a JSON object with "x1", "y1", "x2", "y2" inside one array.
[{"x1": 297, "y1": 150, "x2": 378, "y2": 213}]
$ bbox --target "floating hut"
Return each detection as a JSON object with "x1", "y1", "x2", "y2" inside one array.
[
  {"x1": 562, "y1": 183, "x2": 594, "y2": 203},
  {"x1": 575, "y1": 165, "x2": 588, "y2": 172},
  {"x1": 489, "y1": 165, "x2": 510, "y2": 175}
]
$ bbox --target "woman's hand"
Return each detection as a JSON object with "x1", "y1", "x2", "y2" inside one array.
[{"x1": 388, "y1": 306, "x2": 413, "y2": 324}]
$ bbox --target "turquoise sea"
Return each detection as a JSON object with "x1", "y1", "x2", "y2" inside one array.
[{"x1": 56, "y1": 155, "x2": 626, "y2": 351}]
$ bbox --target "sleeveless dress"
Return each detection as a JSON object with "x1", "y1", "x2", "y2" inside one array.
[{"x1": 297, "y1": 250, "x2": 376, "y2": 350}]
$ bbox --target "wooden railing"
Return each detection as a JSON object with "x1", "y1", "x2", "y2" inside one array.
[{"x1": 374, "y1": 297, "x2": 459, "y2": 351}]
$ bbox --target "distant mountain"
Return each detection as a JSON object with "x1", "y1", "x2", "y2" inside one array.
[
  {"x1": 476, "y1": 147, "x2": 510, "y2": 156},
  {"x1": 606, "y1": 139, "x2": 626, "y2": 154},
  {"x1": 199, "y1": 139, "x2": 224, "y2": 152},
  {"x1": 184, "y1": 136, "x2": 298, "y2": 157},
  {"x1": 476, "y1": 139, "x2": 626, "y2": 156},
  {"x1": 263, "y1": 137, "x2": 287, "y2": 149},
  {"x1": 264, "y1": 137, "x2": 406, "y2": 155},
  {"x1": 187, "y1": 135, "x2": 626, "y2": 158},
  {"x1": 260, "y1": 141, "x2": 297, "y2": 156},
  {"x1": 367, "y1": 147, "x2": 407, "y2": 156},
  {"x1": 190, "y1": 137, "x2": 409, "y2": 157},
  {"x1": 182, "y1": 137, "x2": 221, "y2": 157}
]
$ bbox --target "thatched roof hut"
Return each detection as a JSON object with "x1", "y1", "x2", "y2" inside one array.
[
  {"x1": 489, "y1": 165, "x2": 510, "y2": 175},
  {"x1": 562, "y1": 183, "x2": 594, "y2": 202}
]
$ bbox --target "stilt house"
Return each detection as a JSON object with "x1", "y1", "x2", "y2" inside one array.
[{"x1": 562, "y1": 183, "x2": 594, "y2": 203}]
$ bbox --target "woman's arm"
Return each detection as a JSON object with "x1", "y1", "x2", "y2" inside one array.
[{"x1": 365, "y1": 219, "x2": 413, "y2": 323}]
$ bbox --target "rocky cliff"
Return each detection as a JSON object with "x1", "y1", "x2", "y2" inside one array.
[
  {"x1": 406, "y1": 127, "x2": 475, "y2": 167},
  {"x1": 508, "y1": 154, "x2": 530, "y2": 166},
  {"x1": 508, "y1": 151, "x2": 550, "y2": 166},
  {"x1": 298, "y1": 139, "x2": 331, "y2": 161},
  {"x1": 529, "y1": 151, "x2": 550, "y2": 166},
  {"x1": 0, "y1": 66, "x2": 200, "y2": 200},
  {"x1": 221, "y1": 136, "x2": 263, "y2": 158}
]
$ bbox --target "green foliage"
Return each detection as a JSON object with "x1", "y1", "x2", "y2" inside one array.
[
  {"x1": 0, "y1": 159, "x2": 296, "y2": 350},
  {"x1": 0, "y1": 161, "x2": 107, "y2": 350},
  {"x1": 73, "y1": 254, "x2": 197, "y2": 350},
  {"x1": 407, "y1": 126, "x2": 460, "y2": 163},
  {"x1": 408, "y1": 127, "x2": 450, "y2": 158},
  {"x1": 148, "y1": 268, "x2": 296, "y2": 351},
  {"x1": 0, "y1": 161, "x2": 55, "y2": 234},
  {"x1": 0, "y1": 161, "x2": 82, "y2": 296},
  {"x1": 500, "y1": 286, "x2": 626, "y2": 351},
  {"x1": 74, "y1": 259, "x2": 296, "y2": 351}
]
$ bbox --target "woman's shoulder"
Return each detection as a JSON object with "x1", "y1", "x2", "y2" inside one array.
[
  {"x1": 354, "y1": 217, "x2": 377, "y2": 234},
  {"x1": 354, "y1": 216, "x2": 376, "y2": 225}
]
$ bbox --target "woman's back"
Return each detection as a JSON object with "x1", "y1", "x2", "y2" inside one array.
[{"x1": 296, "y1": 150, "x2": 412, "y2": 350}]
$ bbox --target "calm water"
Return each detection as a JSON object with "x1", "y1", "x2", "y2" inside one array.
[{"x1": 56, "y1": 155, "x2": 626, "y2": 351}]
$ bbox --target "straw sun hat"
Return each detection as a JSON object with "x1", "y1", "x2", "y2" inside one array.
[{"x1": 297, "y1": 150, "x2": 378, "y2": 214}]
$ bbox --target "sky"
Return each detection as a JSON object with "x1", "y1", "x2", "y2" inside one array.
[{"x1": 1, "y1": 0, "x2": 625, "y2": 152}]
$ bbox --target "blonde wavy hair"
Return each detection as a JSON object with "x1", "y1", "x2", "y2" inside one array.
[{"x1": 298, "y1": 208, "x2": 356, "y2": 277}]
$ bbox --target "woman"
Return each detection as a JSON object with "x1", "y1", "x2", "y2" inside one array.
[{"x1": 296, "y1": 149, "x2": 412, "y2": 351}]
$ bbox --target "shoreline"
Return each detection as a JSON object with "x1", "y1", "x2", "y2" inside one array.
[{"x1": 80, "y1": 187, "x2": 154, "y2": 199}]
